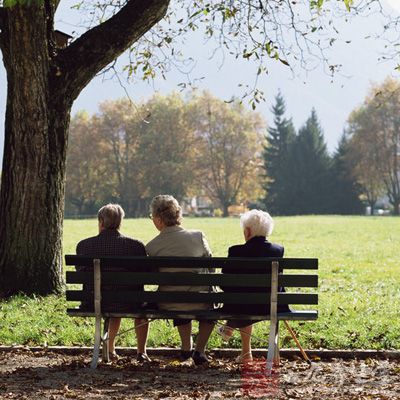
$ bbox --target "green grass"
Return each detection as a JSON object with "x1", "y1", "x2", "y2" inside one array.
[{"x1": 0, "y1": 216, "x2": 399, "y2": 350}]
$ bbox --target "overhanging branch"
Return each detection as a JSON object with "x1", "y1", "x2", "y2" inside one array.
[{"x1": 55, "y1": 0, "x2": 170, "y2": 101}]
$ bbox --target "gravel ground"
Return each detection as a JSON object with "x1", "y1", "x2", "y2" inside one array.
[{"x1": 0, "y1": 349, "x2": 399, "y2": 399}]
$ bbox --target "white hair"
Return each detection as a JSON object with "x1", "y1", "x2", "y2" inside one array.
[{"x1": 240, "y1": 209, "x2": 274, "y2": 238}]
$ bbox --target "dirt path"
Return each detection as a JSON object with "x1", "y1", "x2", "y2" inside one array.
[{"x1": 0, "y1": 349, "x2": 399, "y2": 399}]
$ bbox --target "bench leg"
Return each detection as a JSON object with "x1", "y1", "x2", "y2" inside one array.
[
  {"x1": 91, "y1": 314, "x2": 102, "y2": 369},
  {"x1": 101, "y1": 318, "x2": 110, "y2": 363},
  {"x1": 267, "y1": 319, "x2": 279, "y2": 371},
  {"x1": 274, "y1": 320, "x2": 280, "y2": 364},
  {"x1": 284, "y1": 320, "x2": 311, "y2": 365},
  {"x1": 267, "y1": 261, "x2": 280, "y2": 372}
]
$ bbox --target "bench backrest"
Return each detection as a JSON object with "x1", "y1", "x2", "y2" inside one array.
[{"x1": 65, "y1": 256, "x2": 318, "y2": 309}]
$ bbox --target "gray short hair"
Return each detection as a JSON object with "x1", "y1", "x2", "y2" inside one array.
[
  {"x1": 98, "y1": 204, "x2": 125, "y2": 230},
  {"x1": 240, "y1": 209, "x2": 274, "y2": 238},
  {"x1": 150, "y1": 195, "x2": 182, "y2": 227}
]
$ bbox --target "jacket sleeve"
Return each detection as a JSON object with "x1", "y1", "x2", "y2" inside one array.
[{"x1": 201, "y1": 232, "x2": 212, "y2": 257}]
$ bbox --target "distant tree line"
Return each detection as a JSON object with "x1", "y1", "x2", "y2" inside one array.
[
  {"x1": 66, "y1": 77, "x2": 400, "y2": 217},
  {"x1": 65, "y1": 92, "x2": 264, "y2": 217},
  {"x1": 263, "y1": 79, "x2": 400, "y2": 215}
]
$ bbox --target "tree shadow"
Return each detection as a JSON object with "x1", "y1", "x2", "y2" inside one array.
[{"x1": 0, "y1": 357, "x2": 248, "y2": 399}]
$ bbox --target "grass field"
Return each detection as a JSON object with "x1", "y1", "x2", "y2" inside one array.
[{"x1": 0, "y1": 216, "x2": 399, "y2": 350}]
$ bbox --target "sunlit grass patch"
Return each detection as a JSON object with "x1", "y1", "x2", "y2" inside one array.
[{"x1": 0, "y1": 215, "x2": 399, "y2": 350}]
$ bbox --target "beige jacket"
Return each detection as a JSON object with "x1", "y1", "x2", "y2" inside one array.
[{"x1": 146, "y1": 225, "x2": 213, "y2": 311}]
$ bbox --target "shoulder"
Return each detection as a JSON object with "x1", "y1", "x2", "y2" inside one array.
[
  {"x1": 119, "y1": 233, "x2": 146, "y2": 254},
  {"x1": 185, "y1": 229, "x2": 204, "y2": 238},
  {"x1": 120, "y1": 233, "x2": 145, "y2": 247},
  {"x1": 186, "y1": 229, "x2": 210, "y2": 245},
  {"x1": 145, "y1": 234, "x2": 161, "y2": 253},
  {"x1": 228, "y1": 243, "x2": 246, "y2": 257},
  {"x1": 228, "y1": 240, "x2": 284, "y2": 257},
  {"x1": 267, "y1": 242, "x2": 284, "y2": 256},
  {"x1": 76, "y1": 235, "x2": 99, "y2": 254}
]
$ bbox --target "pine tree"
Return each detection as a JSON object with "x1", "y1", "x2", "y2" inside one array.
[
  {"x1": 262, "y1": 92, "x2": 295, "y2": 214},
  {"x1": 287, "y1": 109, "x2": 331, "y2": 214},
  {"x1": 329, "y1": 133, "x2": 363, "y2": 214}
]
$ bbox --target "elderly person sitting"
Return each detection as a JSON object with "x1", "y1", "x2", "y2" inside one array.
[
  {"x1": 76, "y1": 204, "x2": 150, "y2": 363},
  {"x1": 219, "y1": 209, "x2": 288, "y2": 363},
  {"x1": 146, "y1": 194, "x2": 215, "y2": 365}
]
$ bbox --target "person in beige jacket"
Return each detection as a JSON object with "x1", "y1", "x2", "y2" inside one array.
[{"x1": 146, "y1": 195, "x2": 215, "y2": 365}]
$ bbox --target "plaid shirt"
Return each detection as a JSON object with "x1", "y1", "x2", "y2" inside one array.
[{"x1": 76, "y1": 229, "x2": 147, "y2": 311}]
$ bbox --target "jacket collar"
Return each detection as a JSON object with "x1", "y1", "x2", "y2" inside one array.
[
  {"x1": 99, "y1": 229, "x2": 121, "y2": 237},
  {"x1": 246, "y1": 236, "x2": 268, "y2": 244},
  {"x1": 160, "y1": 225, "x2": 184, "y2": 235}
]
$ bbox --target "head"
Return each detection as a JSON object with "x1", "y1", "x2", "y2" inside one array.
[
  {"x1": 240, "y1": 209, "x2": 274, "y2": 242},
  {"x1": 150, "y1": 195, "x2": 182, "y2": 231},
  {"x1": 97, "y1": 203, "x2": 125, "y2": 231}
]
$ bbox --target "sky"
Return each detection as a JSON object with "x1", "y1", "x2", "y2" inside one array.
[{"x1": 1, "y1": 0, "x2": 400, "y2": 166}]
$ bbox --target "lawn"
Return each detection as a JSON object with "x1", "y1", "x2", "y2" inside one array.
[{"x1": 0, "y1": 216, "x2": 399, "y2": 350}]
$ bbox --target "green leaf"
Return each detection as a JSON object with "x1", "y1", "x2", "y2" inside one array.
[
  {"x1": 279, "y1": 58, "x2": 290, "y2": 67},
  {"x1": 343, "y1": 0, "x2": 353, "y2": 12},
  {"x1": 265, "y1": 42, "x2": 272, "y2": 56}
]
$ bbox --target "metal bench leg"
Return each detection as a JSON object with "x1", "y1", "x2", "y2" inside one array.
[
  {"x1": 267, "y1": 261, "x2": 279, "y2": 372},
  {"x1": 284, "y1": 320, "x2": 311, "y2": 365},
  {"x1": 102, "y1": 318, "x2": 110, "y2": 363},
  {"x1": 267, "y1": 319, "x2": 279, "y2": 369},
  {"x1": 274, "y1": 320, "x2": 280, "y2": 364},
  {"x1": 91, "y1": 314, "x2": 102, "y2": 369}
]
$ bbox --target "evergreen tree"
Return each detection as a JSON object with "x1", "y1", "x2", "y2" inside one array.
[
  {"x1": 329, "y1": 133, "x2": 363, "y2": 214},
  {"x1": 287, "y1": 109, "x2": 331, "y2": 214},
  {"x1": 262, "y1": 92, "x2": 296, "y2": 214}
]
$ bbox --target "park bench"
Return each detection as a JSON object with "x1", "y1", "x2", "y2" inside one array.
[{"x1": 65, "y1": 255, "x2": 318, "y2": 369}]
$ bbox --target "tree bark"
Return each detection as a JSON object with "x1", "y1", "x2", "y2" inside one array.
[
  {"x1": 0, "y1": 0, "x2": 170, "y2": 297},
  {"x1": 0, "y1": 3, "x2": 66, "y2": 296}
]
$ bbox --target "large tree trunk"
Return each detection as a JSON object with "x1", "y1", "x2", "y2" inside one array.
[
  {"x1": 0, "y1": 0, "x2": 170, "y2": 298},
  {"x1": 0, "y1": 4, "x2": 69, "y2": 296}
]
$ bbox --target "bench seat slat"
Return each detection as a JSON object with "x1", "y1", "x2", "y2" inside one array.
[
  {"x1": 66, "y1": 271, "x2": 318, "y2": 287},
  {"x1": 66, "y1": 290, "x2": 318, "y2": 305},
  {"x1": 65, "y1": 255, "x2": 318, "y2": 270},
  {"x1": 66, "y1": 308, "x2": 318, "y2": 321}
]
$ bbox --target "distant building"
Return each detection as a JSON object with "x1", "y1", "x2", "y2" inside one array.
[{"x1": 182, "y1": 195, "x2": 248, "y2": 217}]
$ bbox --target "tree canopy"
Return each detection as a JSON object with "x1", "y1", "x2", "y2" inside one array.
[
  {"x1": 347, "y1": 77, "x2": 400, "y2": 214},
  {"x1": 66, "y1": 92, "x2": 264, "y2": 217},
  {"x1": 262, "y1": 92, "x2": 296, "y2": 215}
]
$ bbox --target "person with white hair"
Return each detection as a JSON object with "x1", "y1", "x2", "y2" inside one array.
[{"x1": 218, "y1": 209, "x2": 288, "y2": 363}]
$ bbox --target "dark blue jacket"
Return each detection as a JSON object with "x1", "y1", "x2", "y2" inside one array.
[{"x1": 222, "y1": 236, "x2": 289, "y2": 314}]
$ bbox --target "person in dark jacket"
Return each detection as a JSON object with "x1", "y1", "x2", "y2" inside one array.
[
  {"x1": 76, "y1": 204, "x2": 150, "y2": 363},
  {"x1": 218, "y1": 209, "x2": 287, "y2": 363}
]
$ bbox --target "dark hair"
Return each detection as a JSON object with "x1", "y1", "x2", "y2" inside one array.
[{"x1": 98, "y1": 204, "x2": 125, "y2": 229}]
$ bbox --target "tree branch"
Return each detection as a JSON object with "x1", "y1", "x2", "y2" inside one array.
[
  {"x1": 54, "y1": 0, "x2": 170, "y2": 101},
  {"x1": 53, "y1": 0, "x2": 62, "y2": 12}
]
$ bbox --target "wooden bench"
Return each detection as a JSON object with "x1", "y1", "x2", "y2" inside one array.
[{"x1": 65, "y1": 255, "x2": 318, "y2": 368}]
